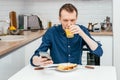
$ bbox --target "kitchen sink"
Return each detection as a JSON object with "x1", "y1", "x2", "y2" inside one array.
[{"x1": 0, "y1": 35, "x2": 26, "y2": 42}]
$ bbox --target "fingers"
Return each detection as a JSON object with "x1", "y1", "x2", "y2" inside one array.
[
  {"x1": 69, "y1": 25, "x2": 81, "y2": 34},
  {"x1": 40, "y1": 56, "x2": 48, "y2": 62},
  {"x1": 33, "y1": 56, "x2": 41, "y2": 66},
  {"x1": 41, "y1": 60, "x2": 53, "y2": 66},
  {"x1": 33, "y1": 56, "x2": 53, "y2": 66}
]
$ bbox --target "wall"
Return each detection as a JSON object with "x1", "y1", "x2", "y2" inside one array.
[
  {"x1": 23, "y1": 0, "x2": 113, "y2": 27},
  {"x1": 113, "y1": 0, "x2": 120, "y2": 80},
  {"x1": 0, "y1": 0, "x2": 113, "y2": 34},
  {"x1": 0, "y1": 0, "x2": 25, "y2": 20},
  {"x1": 0, "y1": 0, "x2": 113, "y2": 27}
]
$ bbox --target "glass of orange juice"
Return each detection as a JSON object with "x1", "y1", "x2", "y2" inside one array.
[{"x1": 65, "y1": 29, "x2": 74, "y2": 38}]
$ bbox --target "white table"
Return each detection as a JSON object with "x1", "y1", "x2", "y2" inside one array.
[{"x1": 8, "y1": 64, "x2": 117, "y2": 80}]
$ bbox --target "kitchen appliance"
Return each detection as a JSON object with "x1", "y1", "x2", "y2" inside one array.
[
  {"x1": 93, "y1": 27, "x2": 101, "y2": 32},
  {"x1": 82, "y1": 46, "x2": 100, "y2": 65},
  {"x1": 88, "y1": 23, "x2": 98, "y2": 32},
  {"x1": 100, "y1": 16, "x2": 112, "y2": 31},
  {"x1": 87, "y1": 52, "x2": 100, "y2": 65},
  {"x1": 18, "y1": 15, "x2": 44, "y2": 31}
]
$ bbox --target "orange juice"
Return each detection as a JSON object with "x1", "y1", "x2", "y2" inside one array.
[{"x1": 65, "y1": 29, "x2": 74, "y2": 38}]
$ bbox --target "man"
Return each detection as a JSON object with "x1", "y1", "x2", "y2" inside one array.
[{"x1": 30, "y1": 3, "x2": 103, "y2": 66}]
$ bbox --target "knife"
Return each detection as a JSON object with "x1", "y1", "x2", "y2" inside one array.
[
  {"x1": 34, "y1": 65, "x2": 58, "y2": 70},
  {"x1": 85, "y1": 66, "x2": 95, "y2": 69}
]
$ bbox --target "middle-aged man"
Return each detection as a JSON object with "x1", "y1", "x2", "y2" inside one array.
[{"x1": 30, "y1": 3, "x2": 103, "y2": 66}]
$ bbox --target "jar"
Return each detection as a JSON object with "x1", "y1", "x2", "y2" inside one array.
[
  {"x1": 0, "y1": 20, "x2": 9, "y2": 35},
  {"x1": 48, "y1": 21, "x2": 52, "y2": 28}
]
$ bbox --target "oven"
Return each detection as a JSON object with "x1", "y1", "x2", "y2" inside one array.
[{"x1": 82, "y1": 46, "x2": 100, "y2": 65}]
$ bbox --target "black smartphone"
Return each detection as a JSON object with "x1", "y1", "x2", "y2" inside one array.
[{"x1": 40, "y1": 52, "x2": 51, "y2": 60}]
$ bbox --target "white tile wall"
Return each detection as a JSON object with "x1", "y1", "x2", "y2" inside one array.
[
  {"x1": 23, "y1": 0, "x2": 113, "y2": 27},
  {"x1": 0, "y1": 0, "x2": 112, "y2": 27},
  {"x1": 0, "y1": 0, "x2": 25, "y2": 20}
]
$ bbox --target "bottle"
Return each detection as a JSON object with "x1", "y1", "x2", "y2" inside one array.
[
  {"x1": 48, "y1": 21, "x2": 52, "y2": 28},
  {"x1": 9, "y1": 11, "x2": 17, "y2": 29}
]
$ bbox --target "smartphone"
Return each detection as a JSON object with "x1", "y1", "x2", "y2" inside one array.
[{"x1": 40, "y1": 52, "x2": 51, "y2": 60}]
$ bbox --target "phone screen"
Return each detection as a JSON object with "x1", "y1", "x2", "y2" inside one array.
[{"x1": 40, "y1": 52, "x2": 51, "y2": 60}]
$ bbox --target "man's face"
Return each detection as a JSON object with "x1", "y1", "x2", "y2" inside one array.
[{"x1": 59, "y1": 9, "x2": 77, "y2": 30}]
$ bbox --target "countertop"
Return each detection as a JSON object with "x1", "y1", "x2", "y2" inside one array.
[
  {"x1": 0, "y1": 30, "x2": 112, "y2": 56},
  {"x1": 90, "y1": 31, "x2": 113, "y2": 36},
  {"x1": 8, "y1": 64, "x2": 117, "y2": 80},
  {"x1": 0, "y1": 30, "x2": 46, "y2": 56}
]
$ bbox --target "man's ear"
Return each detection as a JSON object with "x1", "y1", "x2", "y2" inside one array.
[
  {"x1": 59, "y1": 17, "x2": 61, "y2": 22},
  {"x1": 76, "y1": 16, "x2": 78, "y2": 20}
]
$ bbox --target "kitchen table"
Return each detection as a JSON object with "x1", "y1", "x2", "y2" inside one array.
[{"x1": 8, "y1": 64, "x2": 117, "y2": 80}]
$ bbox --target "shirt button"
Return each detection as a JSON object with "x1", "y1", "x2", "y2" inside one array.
[
  {"x1": 68, "y1": 54, "x2": 70, "y2": 57},
  {"x1": 68, "y1": 45, "x2": 70, "y2": 48}
]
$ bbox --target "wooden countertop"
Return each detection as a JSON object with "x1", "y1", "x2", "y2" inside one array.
[
  {"x1": 0, "y1": 30, "x2": 113, "y2": 56},
  {"x1": 90, "y1": 31, "x2": 113, "y2": 36},
  {"x1": 0, "y1": 30, "x2": 46, "y2": 56}
]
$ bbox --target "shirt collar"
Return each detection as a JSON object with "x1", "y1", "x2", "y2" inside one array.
[{"x1": 58, "y1": 24, "x2": 65, "y2": 34}]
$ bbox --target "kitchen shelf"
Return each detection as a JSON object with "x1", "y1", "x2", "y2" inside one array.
[{"x1": 90, "y1": 31, "x2": 113, "y2": 36}]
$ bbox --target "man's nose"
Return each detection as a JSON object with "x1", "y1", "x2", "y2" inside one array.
[{"x1": 68, "y1": 21, "x2": 72, "y2": 26}]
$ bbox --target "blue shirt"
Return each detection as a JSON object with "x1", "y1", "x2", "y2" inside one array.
[{"x1": 30, "y1": 24, "x2": 103, "y2": 66}]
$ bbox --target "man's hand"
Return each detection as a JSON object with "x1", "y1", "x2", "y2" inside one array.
[
  {"x1": 69, "y1": 25, "x2": 84, "y2": 35},
  {"x1": 69, "y1": 25, "x2": 98, "y2": 51},
  {"x1": 33, "y1": 56, "x2": 53, "y2": 66}
]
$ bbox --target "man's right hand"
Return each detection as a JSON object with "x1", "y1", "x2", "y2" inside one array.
[{"x1": 32, "y1": 56, "x2": 53, "y2": 66}]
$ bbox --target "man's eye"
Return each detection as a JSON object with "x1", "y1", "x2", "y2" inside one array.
[
  {"x1": 63, "y1": 20, "x2": 68, "y2": 22},
  {"x1": 71, "y1": 20, "x2": 75, "y2": 22}
]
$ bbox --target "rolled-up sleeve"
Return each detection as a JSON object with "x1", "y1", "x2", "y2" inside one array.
[
  {"x1": 80, "y1": 25, "x2": 103, "y2": 57},
  {"x1": 91, "y1": 42, "x2": 103, "y2": 57}
]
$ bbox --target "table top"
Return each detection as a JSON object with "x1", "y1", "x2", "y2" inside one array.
[{"x1": 8, "y1": 64, "x2": 117, "y2": 80}]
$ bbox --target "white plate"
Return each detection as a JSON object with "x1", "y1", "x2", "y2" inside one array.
[{"x1": 56, "y1": 63, "x2": 78, "y2": 72}]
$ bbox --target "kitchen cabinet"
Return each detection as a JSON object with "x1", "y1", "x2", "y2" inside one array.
[
  {"x1": 0, "y1": 30, "x2": 45, "y2": 80},
  {"x1": 0, "y1": 47, "x2": 25, "y2": 80},
  {"x1": 24, "y1": 37, "x2": 42, "y2": 65},
  {"x1": 0, "y1": 37, "x2": 42, "y2": 80},
  {"x1": 92, "y1": 36, "x2": 113, "y2": 66}
]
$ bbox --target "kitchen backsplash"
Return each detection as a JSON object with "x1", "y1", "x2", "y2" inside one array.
[
  {"x1": 0, "y1": 0, "x2": 24, "y2": 19},
  {"x1": 0, "y1": 0, "x2": 112, "y2": 27}
]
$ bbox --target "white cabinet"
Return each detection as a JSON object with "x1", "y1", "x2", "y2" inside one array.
[
  {"x1": 92, "y1": 36, "x2": 113, "y2": 66},
  {"x1": 24, "y1": 37, "x2": 42, "y2": 65},
  {"x1": 0, "y1": 47, "x2": 25, "y2": 80},
  {"x1": 0, "y1": 37, "x2": 42, "y2": 80}
]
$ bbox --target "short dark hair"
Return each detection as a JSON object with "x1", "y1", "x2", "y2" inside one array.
[{"x1": 59, "y1": 3, "x2": 78, "y2": 17}]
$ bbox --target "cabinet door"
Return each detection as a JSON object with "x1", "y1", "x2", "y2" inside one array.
[
  {"x1": 0, "y1": 47, "x2": 25, "y2": 80},
  {"x1": 92, "y1": 36, "x2": 113, "y2": 66},
  {"x1": 24, "y1": 37, "x2": 42, "y2": 65}
]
